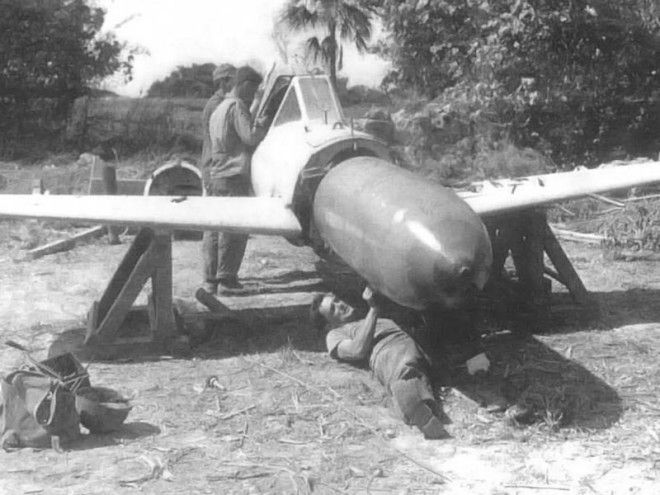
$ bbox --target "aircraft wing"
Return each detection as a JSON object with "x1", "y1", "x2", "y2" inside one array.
[
  {"x1": 0, "y1": 195, "x2": 302, "y2": 236},
  {"x1": 458, "y1": 160, "x2": 660, "y2": 216}
]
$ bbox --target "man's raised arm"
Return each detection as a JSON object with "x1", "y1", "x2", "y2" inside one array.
[
  {"x1": 234, "y1": 100, "x2": 267, "y2": 147},
  {"x1": 334, "y1": 288, "x2": 380, "y2": 362}
]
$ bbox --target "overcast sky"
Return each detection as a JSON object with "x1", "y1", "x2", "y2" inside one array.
[{"x1": 97, "y1": 0, "x2": 390, "y2": 96}]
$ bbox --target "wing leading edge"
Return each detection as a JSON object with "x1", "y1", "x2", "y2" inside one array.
[
  {"x1": 459, "y1": 160, "x2": 660, "y2": 216},
  {"x1": 0, "y1": 195, "x2": 302, "y2": 237}
]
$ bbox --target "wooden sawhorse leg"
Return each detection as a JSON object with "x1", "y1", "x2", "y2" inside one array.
[
  {"x1": 485, "y1": 210, "x2": 591, "y2": 311},
  {"x1": 85, "y1": 228, "x2": 188, "y2": 357}
]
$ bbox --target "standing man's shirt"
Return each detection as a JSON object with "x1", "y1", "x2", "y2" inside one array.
[
  {"x1": 208, "y1": 96, "x2": 266, "y2": 182},
  {"x1": 200, "y1": 88, "x2": 226, "y2": 170}
]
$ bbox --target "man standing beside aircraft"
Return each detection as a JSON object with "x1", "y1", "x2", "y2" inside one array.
[
  {"x1": 201, "y1": 65, "x2": 268, "y2": 294},
  {"x1": 311, "y1": 288, "x2": 449, "y2": 439},
  {"x1": 200, "y1": 63, "x2": 237, "y2": 171}
]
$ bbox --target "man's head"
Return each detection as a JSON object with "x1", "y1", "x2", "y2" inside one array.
[
  {"x1": 310, "y1": 293, "x2": 356, "y2": 330},
  {"x1": 213, "y1": 63, "x2": 236, "y2": 93},
  {"x1": 232, "y1": 65, "x2": 263, "y2": 105}
]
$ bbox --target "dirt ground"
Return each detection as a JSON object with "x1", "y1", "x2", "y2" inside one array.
[{"x1": 0, "y1": 220, "x2": 659, "y2": 494}]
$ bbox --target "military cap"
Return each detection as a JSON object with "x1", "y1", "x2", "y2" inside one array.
[
  {"x1": 234, "y1": 65, "x2": 263, "y2": 86},
  {"x1": 212, "y1": 63, "x2": 236, "y2": 83}
]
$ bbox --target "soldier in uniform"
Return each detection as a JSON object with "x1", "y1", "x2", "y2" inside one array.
[
  {"x1": 200, "y1": 63, "x2": 236, "y2": 171},
  {"x1": 312, "y1": 288, "x2": 449, "y2": 439},
  {"x1": 201, "y1": 65, "x2": 267, "y2": 294}
]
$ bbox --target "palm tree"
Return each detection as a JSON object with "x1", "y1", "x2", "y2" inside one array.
[{"x1": 280, "y1": 0, "x2": 374, "y2": 89}]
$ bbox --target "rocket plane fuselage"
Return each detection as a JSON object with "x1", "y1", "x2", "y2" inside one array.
[{"x1": 313, "y1": 157, "x2": 493, "y2": 310}]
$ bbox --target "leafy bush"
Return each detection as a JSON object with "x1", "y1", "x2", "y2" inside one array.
[
  {"x1": 147, "y1": 64, "x2": 217, "y2": 98},
  {"x1": 389, "y1": 79, "x2": 552, "y2": 184},
  {"x1": 372, "y1": 0, "x2": 660, "y2": 164}
]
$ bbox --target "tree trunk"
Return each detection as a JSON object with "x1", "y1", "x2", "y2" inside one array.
[{"x1": 328, "y1": 21, "x2": 337, "y2": 90}]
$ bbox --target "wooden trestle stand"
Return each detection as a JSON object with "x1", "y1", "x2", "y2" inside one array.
[
  {"x1": 81, "y1": 207, "x2": 588, "y2": 356},
  {"x1": 85, "y1": 228, "x2": 187, "y2": 357},
  {"x1": 486, "y1": 209, "x2": 591, "y2": 310}
]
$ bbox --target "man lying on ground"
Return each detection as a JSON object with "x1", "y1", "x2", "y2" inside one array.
[{"x1": 311, "y1": 287, "x2": 449, "y2": 439}]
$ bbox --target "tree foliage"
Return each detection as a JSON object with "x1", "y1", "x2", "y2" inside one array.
[
  {"x1": 0, "y1": 0, "x2": 132, "y2": 99},
  {"x1": 279, "y1": 0, "x2": 375, "y2": 88},
  {"x1": 0, "y1": 0, "x2": 132, "y2": 156},
  {"x1": 375, "y1": 0, "x2": 660, "y2": 164},
  {"x1": 147, "y1": 63, "x2": 217, "y2": 98}
]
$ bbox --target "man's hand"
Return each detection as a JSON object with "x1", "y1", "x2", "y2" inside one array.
[
  {"x1": 362, "y1": 286, "x2": 381, "y2": 309},
  {"x1": 362, "y1": 286, "x2": 388, "y2": 311},
  {"x1": 362, "y1": 285, "x2": 376, "y2": 307},
  {"x1": 255, "y1": 115, "x2": 269, "y2": 128}
]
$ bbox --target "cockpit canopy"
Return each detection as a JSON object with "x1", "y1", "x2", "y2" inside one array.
[{"x1": 258, "y1": 75, "x2": 345, "y2": 130}]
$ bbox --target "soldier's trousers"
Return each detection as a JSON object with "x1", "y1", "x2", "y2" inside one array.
[
  {"x1": 202, "y1": 176, "x2": 249, "y2": 285},
  {"x1": 369, "y1": 332, "x2": 437, "y2": 425}
]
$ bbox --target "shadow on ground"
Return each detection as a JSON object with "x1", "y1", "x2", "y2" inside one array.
[
  {"x1": 473, "y1": 285, "x2": 660, "y2": 337},
  {"x1": 441, "y1": 333, "x2": 623, "y2": 431},
  {"x1": 70, "y1": 422, "x2": 161, "y2": 451},
  {"x1": 49, "y1": 301, "x2": 624, "y2": 433},
  {"x1": 45, "y1": 264, "x2": 653, "y2": 432},
  {"x1": 48, "y1": 302, "x2": 324, "y2": 363}
]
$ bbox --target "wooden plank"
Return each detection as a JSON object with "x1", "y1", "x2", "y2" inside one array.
[
  {"x1": 194, "y1": 287, "x2": 232, "y2": 314},
  {"x1": 86, "y1": 229, "x2": 183, "y2": 353},
  {"x1": 626, "y1": 193, "x2": 660, "y2": 203},
  {"x1": 524, "y1": 211, "x2": 547, "y2": 303},
  {"x1": 149, "y1": 232, "x2": 177, "y2": 341},
  {"x1": 101, "y1": 164, "x2": 121, "y2": 244},
  {"x1": 489, "y1": 212, "x2": 553, "y2": 307},
  {"x1": 91, "y1": 236, "x2": 159, "y2": 343},
  {"x1": 505, "y1": 211, "x2": 548, "y2": 306},
  {"x1": 31, "y1": 179, "x2": 44, "y2": 195},
  {"x1": 26, "y1": 225, "x2": 105, "y2": 259},
  {"x1": 550, "y1": 226, "x2": 606, "y2": 245},
  {"x1": 101, "y1": 164, "x2": 118, "y2": 195},
  {"x1": 587, "y1": 193, "x2": 625, "y2": 208},
  {"x1": 484, "y1": 219, "x2": 513, "y2": 279},
  {"x1": 95, "y1": 228, "x2": 153, "y2": 320},
  {"x1": 543, "y1": 223, "x2": 590, "y2": 305},
  {"x1": 543, "y1": 266, "x2": 566, "y2": 285}
]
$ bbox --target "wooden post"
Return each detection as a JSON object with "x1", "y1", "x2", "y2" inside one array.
[
  {"x1": 506, "y1": 210, "x2": 549, "y2": 308},
  {"x1": 484, "y1": 210, "x2": 590, "y2": 314},
  {"x1": 31, "y1": 178, "x2": 44, "y2": 195},
  {"x1": 525, "y1": 210, "x2": 551, "y2": 305},
  {"x1": 148, "y1": 231, "x2": 177, "y2": 342},
  {"x1": 485, "y1": 219, "x2": 512, "y2": 280},
  {"x1": 101, "y1": 162, "x2": 121, "y2": 244}
]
